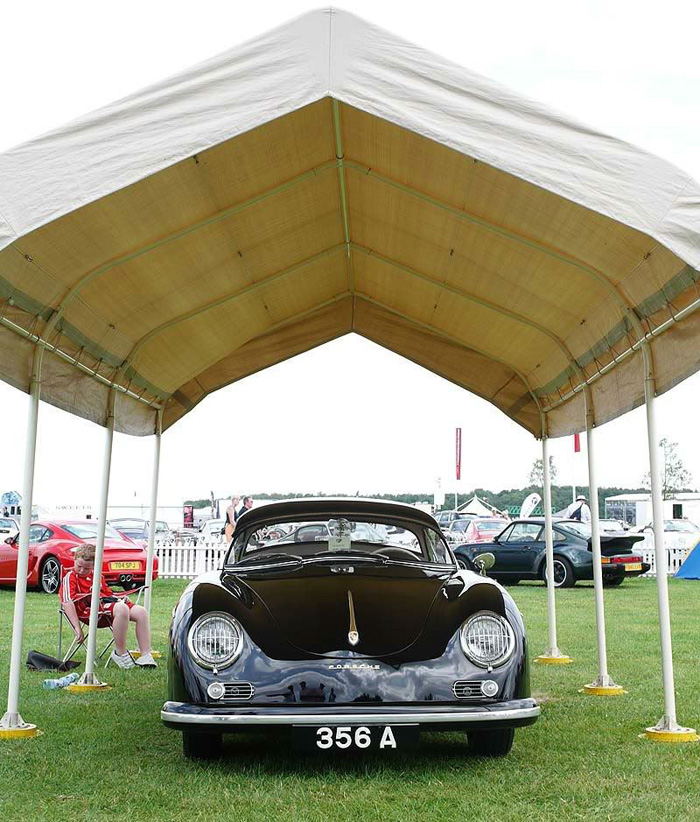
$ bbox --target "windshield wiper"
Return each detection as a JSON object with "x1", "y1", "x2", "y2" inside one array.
[
  {"x1": 236, "y1": 553, "x2": 303, "y2": 569},
  {"x1": 303, "y1": 552, "x2": 389, "y2": 565}
]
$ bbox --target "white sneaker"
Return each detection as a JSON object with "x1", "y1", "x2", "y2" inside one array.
[
  {"x1": 135, "y1": 653, "x2": 157, "y2": 668},
  {"x1": 110, "y1": 650, "x2": 135, "y2": 669}
]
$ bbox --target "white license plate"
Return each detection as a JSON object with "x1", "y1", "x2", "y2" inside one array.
[{"x1": 294, "y1": 724, "x2": 418, "y2": 752}]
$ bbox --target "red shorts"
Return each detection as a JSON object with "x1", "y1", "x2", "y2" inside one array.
[{"x1": 83, "y1": 598, "x2": 135, "y2": 628}]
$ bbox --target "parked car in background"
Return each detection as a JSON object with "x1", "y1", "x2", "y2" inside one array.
[
  {"x1": 453, "y1": 518, "x2": 649, "y2": 588},
  {"x1": 0, "y1": 516, "x2": 19, "y2": 542},
  {"x1": 199, "y1": 518, "x2": 226, "y2": 543},
  {"x1": 632, "y1": 519, "x2": 700, "y2": 552},
  {"x1": 162, "y1": 498, "x2": 539, "y2": 759},
  {"x1": 434, "y1": 510, "x2": 472, "y2": 530},
  {"x1": 0, "y1": 519, "x2": 158, "y2": 594},
  {"x1": 110, "y1": 517, "x2": 173, "y2": 546},
  {"x1": 458, "y1": 518, "x2": 510, "y2": 545},
  {"x1": 598, "y1": 519, "x2": 628, "y2": 533}
]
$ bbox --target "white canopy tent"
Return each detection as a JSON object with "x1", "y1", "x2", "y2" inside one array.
[{"x1": 1, "y1": 9, "x2": 698, "y2": 741}]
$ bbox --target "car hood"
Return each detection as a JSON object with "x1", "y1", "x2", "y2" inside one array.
[{"x1": 229, "y1": 563, "x2": 448, "y2": 658}]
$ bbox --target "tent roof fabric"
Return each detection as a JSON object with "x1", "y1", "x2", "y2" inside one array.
[{"x1": 1, "y1": 9, "x2": 699, "y2": 437}]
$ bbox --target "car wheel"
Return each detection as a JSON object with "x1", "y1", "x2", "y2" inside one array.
[
  {"x1": 182, "y1": 730, "x2": 222, "y2": 759},
  {"x1": 467, "y1": 728, "x2": 515, "y2": 757},
  {"x1": 603, "y1": 577, "x2": 624, "y2": 587},
  {"x1": 39, "y1": 556, "x2": 62, "y2": 594},
  {"x1": 542, "y1": 557, "x2": 575, "y2": 588}
]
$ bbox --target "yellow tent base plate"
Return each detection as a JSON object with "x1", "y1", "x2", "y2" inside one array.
[
  {"x1": 642, "y1": 727, "x2": 699, "y2": 743},
  {"x1": 581, "y1": 684, "x2": 627, "y2": 696},
  {"x1": 129, "y1": 650, "x2": 162, "y2": 659},
  {"x1": 0, "y1": 725, "x2": 39, "y2": 739},
  {"x1": 67, "y1": 683, "x2": 111, "y2": 693},
  {"x1": 535, "y1": 655, "x2": 573, "y2": 665}
]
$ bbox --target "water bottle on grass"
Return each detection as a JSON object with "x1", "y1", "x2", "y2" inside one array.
[{"x1": 42, "y1": 672, "x2": 80, "y2": 689}]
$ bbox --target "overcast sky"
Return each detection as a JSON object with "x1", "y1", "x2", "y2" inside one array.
[{"x1": 1, "y1": 0, "x2": 699, "y2": 508}]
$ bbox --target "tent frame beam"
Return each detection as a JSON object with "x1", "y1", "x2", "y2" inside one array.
[{"x1": 332, "y1": 100, "x2": 354, "y2": 300}]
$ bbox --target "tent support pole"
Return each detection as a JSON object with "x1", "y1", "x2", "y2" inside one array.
[
  {"x1": 0, "y1": 347, "x2": 44, "y2": 738},
  {"x1": 641, "y1": 342, "x2": 697, "y2": 741},
  {"x1": 536, "y1": 412, "x2": 572, "y2": 665},
  {"x1": 144, "y1": 409, "x2": 163, "y2": 617},
  {"x1": 73, "y1": 388, "x2": 116, "y2": 690},
  {"x1": 582, "y1": 388, "x2": 624, "y2": 695}
]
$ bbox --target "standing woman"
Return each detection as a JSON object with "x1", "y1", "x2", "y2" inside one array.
[{"x1": 224, "y1": 495, "x2": 240, "y2": 542}]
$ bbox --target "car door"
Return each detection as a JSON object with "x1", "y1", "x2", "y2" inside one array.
[
  {"x1": 491, "y1": 522, "x2": 544, "y2": 575},
  {"x1": 0, "y1": 524, "x2": 45, "y2": 581}
]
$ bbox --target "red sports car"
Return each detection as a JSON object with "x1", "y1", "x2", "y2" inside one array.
[{"x1": 0, "y1": 519, "x2": 159, "y2": 594}]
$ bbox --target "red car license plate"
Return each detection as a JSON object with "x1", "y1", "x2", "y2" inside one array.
[
  {"x1": 109, "y1": 561, "x2": 140, "y2": 571},
  {"x1": 293, "y1": 724, "x2": 419, "y2": 753}
]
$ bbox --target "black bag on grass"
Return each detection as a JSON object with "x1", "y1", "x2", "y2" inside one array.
[{"x1": 26, "y1": 650, "x2": 81, "y2": 672}]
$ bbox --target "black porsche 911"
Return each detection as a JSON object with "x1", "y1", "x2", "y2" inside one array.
[
  {"x1": 162, "y1": 499, "x2": 539, "y2": 759},
  {"x1": 453, "y1": 518, "x2": 650, "y2": 588}
]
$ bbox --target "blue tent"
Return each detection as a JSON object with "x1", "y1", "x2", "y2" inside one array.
[{"x1": 676, "y1": 543, "x2": 700, "y2": 579}]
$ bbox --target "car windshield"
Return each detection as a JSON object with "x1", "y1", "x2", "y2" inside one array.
[
  {"x1": 63, "y1": 522, "x2": 124, "y2": 540},
  {"x1": 229, "y1": 517, "x2": 453, "y2": 565},
  {"x1": 558, "y1": 521, "x2": 591, "y2": 539},
  {"x1": 476, "y1": 521, "x2": 506, "y2": 532}
]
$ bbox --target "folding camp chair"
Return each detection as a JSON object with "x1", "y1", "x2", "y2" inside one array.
[{"x1": 58, "y1": 586, "x2": 147, "y2": 668}]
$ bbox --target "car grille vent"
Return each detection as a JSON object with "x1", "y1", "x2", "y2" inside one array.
[
  {"x1": 453, "y1": 681, "x2": 485, "y2": 700},
  {"x1": 223, "y1": 682, "x2": 255, "y2": 701}
]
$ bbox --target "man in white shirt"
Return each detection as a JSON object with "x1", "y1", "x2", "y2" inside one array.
[{"x1": 566, "y1": 494, "x2": 591, "y2": 523}]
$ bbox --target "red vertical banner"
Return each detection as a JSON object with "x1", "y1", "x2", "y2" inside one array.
[
  {"x1": 456, "y1": 427, "x2": 462, "y2": 481},
  {"x1": 574, "y1": 432, "x2": 581, "y2": 453}
]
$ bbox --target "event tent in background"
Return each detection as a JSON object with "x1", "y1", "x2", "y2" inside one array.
[{"x1": 676, "y1": 545, "x2": 700, "y2": 579}]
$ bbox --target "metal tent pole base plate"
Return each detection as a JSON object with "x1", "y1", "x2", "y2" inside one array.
[
  {"x1": 643, "y1": 722, "x2": 699, "y2": 743},
  {"x1": 535, "y1": 653, "x2": 573, "y2": 665},
  {"x1": 582, "y1": 684, "x2": 627, "y2": 696},
  {"x1": 68, "y1": 683, "x2": 111, "y2": 692},
  {"x1": 0, "y1": 712, "x2": 39, "y2": 739}
]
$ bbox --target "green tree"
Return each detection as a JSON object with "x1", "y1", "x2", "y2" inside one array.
[
  {"x1": 528, "y1": 457, "x2": 557, "y2": 487},
  {"x1": 642, "y1": 438, "x2": 692, "y2": 499}
]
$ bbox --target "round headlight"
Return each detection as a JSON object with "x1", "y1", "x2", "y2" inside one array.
[
  {"x1": 460, "y1": 611, "x2": 515, "y2": 668},
  {"x1": 187, "y1": 612, "x2": 243, "y2": 669}
]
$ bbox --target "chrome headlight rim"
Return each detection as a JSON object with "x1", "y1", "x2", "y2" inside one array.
[
  {"x1": 460, "y1": 610, "x2": 515, "y2": 668},
  {"x1": 187, "y1": 611, "x2": 244, "y2": 670}
]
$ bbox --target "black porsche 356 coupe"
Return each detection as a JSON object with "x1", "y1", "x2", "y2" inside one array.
[{"x1": 162, "y1": 499, "x2": 539, "y2": 759}]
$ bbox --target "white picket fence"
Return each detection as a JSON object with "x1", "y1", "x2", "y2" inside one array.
[
  {"x1": 639, "y1": 547, "x2": 691, "y2": 578},
  {"x1": 154, "y1": 540, "x2": 692, "y2": 580},
  {"x1": 155, "y1": 541, "x2": 228, "y2": 579}
]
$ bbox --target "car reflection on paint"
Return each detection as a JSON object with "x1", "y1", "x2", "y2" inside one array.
[
  {"x1": 453, "y1": 518, "x2": 650, "y2": 588},
  {"x1": 162, "y1": 498, "x2": 539, "y2": 759}
]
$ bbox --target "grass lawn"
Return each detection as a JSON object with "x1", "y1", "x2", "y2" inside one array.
[{"x1": 1, "y1": 577, "x2": 699, "y2": 821}]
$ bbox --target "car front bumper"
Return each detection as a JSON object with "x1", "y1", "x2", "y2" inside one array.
[{"x1": 161, "y1": 698, "x2": 540, "y2": 732}]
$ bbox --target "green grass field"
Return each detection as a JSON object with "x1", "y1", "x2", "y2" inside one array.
[{"x1": 1, "y1": 577, "x2": 699, "y2": 821}]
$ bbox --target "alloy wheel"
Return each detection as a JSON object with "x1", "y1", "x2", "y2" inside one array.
[{"x1": 40, "y1": 557, "x2": 61, "y2": 594}]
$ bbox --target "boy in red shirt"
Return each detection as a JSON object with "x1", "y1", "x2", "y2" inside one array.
[{"x1": 60, "y1": 543, "x2": 156, "y2": 668}]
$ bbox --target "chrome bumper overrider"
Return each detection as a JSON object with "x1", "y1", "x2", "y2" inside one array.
[{"x1": 161, "y1": 699, "x2": 540, "y2": 727}]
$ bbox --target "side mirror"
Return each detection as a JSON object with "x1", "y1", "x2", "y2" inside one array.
[
  {"x1": 473, "y1": 552, "x2": 496, "y2": 575},
  {"x1": 4, "y1": 536, "x2": 16, "y2": 545}
]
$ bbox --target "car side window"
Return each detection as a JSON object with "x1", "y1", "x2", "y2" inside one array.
[
  {"x1": 498, "y1": 524, "x2": 514, "y2": 542},
  {"x1": 39, "y1": 528, "x2": 53, "y2": 542},
  {"x1": 552, "y1": 529, "x2": 566, "y2": 543},
  {"x1": 504, "y1": 523, "x2": 542, "y2": 542},
  {"x1": 28, "y1": 525, "x2": 44, "y2": 543}
]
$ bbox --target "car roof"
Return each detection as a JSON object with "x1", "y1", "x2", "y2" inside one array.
[{"x1": 236, "y1": 498, "x2": 438, "y2": 529}]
